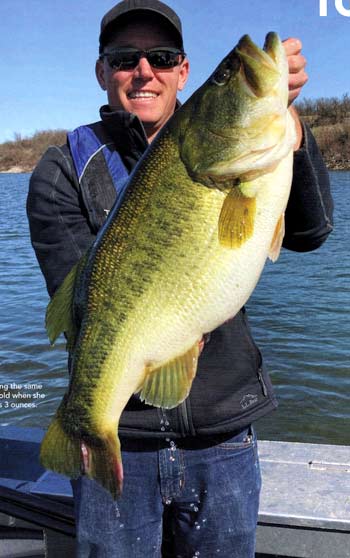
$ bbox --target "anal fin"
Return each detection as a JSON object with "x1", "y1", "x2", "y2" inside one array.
[
  {"x1": 218, "y1": 186, "x2": 256, "y2": 248},
  {"x1": 137, "y1": 343, "x2": 200, "y2": 409}
]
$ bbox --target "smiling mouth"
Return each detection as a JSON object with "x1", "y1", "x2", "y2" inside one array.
[{"x1": 127, "y1": 91, "x2": 159, "y2": 99}]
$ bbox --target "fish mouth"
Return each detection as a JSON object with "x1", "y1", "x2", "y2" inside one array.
[
  {"x1": 236, "y1": 34, "x2": 278, "y2": 70},
  {"x1": 234, "y1": 33, "x2": 281, "y2": 98}
]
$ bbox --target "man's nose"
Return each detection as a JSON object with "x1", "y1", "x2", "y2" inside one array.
[{"x1": 133, "y1": 55, "x2": 154, "y2": 79}]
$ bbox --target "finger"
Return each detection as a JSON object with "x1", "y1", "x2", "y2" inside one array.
[
  {"x1": 282, "y1": 37, "x2": 302, "y2": 56},
  {"x1": 288, "y1": 68, "x2": 308, "y2": 105},
  {"x1": 288, "y1": 87, "x2": 303, "y2": 105},
  {"x1": 81, "y1": 441, "x2": 90, "y2": 474},
  {"x1": 288, "y1": 53, "x2": 307, "y2": 74},
  {"x1": 289, "y1": 69, "x2": 308, "y2": 92},
  {"x1": 288, "y1": 73, "x2": 308, "y2": 105},
  {"x1": 198, "y1": 337, "x2": 205, "y2": 354}
]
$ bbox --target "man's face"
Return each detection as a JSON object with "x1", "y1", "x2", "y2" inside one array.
[{"x1": 96, "y1": 17, "x2": 189, "y2": 142}]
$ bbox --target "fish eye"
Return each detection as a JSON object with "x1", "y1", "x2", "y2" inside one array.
[
  {"x1": 211, "y1": 56, "x2": 239, "y2": 86},
  {"x1": 212, "y1": 65, "x2": 231, "y2": 86},
  {"x1": 211, "y1": 53, "x2": 241, "y2": 85}
]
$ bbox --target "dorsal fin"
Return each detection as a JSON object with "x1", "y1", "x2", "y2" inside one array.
[{"x1": 45, "y1": 261, "x2": 79, "y2": 348}]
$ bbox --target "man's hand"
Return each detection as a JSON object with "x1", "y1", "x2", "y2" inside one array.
[
  {"x1": 283, "y1": 37, "x2": 308, "y2": 150},
  {"x1": 283, "y1": 37, "x2": 308, "y2": 106}
]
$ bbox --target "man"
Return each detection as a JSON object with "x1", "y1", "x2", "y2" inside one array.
[{"x1": 27, "y1": 1, "x2": 333, "y2": 556}]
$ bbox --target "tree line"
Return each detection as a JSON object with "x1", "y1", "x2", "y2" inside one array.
[
  {"x1": 296, "y1": 93, "x2": 350, "y2": 126},
  {"x1": 296, "y1": 94, "x2": 350, "y2": 169}
]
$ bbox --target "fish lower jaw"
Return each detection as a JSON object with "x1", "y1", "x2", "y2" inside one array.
[
  {"x1": 207, "y1": 142, "x2": 293, "y2": 184},
  {"x1": 193, "y1": 152, "x2": 285, "y2": 189},
  {"x1": 203, "y1": 115, "x2": 296, "y2": 184},
  {"x1": 190, "y1": 171, "x2": 239, "y2": 191},
  {"x1": 192, "y1": 165, "x2": 275, "y2": 191}
]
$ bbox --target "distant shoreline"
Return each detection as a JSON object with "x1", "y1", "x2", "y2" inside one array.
[
  {"x1": 0, "y1": 166, "x2": 30, "y2": 174},
  {"x1": 1, "y1": 101, "x2": 350, "y2": 172}
]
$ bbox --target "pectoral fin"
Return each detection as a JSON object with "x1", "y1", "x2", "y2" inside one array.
[
  {"x1": 268, "y1": 213, "x2": 285, "y2": 262},
  {"x1": 218, "y1": 186, "x2": 256, "y2": 248},
  {"x1": 137, "y1": 343, "x2": 200, "y2": 409}
]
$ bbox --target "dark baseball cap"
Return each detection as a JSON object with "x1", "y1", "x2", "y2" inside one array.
[{"x1": 99, "y1": 0, "x2": 184, "y2": 53}]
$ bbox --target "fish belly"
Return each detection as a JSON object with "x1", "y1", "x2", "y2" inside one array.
[
  {"x1": 108, "y1": 152, "x2": 293, "y2": 372},
  {"x1": 68, "y1": 149, "x2": 292, "y2": 429}
]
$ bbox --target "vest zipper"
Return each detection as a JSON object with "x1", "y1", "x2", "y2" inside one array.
[{"x1": 179, "y1": 400, "x2": 195, "y2": 436}]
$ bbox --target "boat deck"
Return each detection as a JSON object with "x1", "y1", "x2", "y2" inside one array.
[
  {"x1": 257, "y1": 440, "x2": 350, "y2": 557},
  {"x1": 0, "y1": 427, "x2": 349, "y2": 557}
]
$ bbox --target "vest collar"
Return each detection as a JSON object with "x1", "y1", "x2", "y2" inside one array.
[
  {"x1": 99, "y1": 99, "x2": 182, "y2": 152},
  {"x1": 99, "y1": 105, "x2": 149, "y2": 157}
]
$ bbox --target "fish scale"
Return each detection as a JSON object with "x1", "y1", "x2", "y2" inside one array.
[{"x1": 40, "y1": 32, "x2": 296, "y2": 498}]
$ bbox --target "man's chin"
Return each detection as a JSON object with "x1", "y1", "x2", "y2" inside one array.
[{"x1": 131, "y1": 106, "x2": 161, "y2": 122}]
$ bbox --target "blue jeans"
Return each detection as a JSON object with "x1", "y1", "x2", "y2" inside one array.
[{"x1": 71, "y1": 426, "x2": 261, "y2": 557}]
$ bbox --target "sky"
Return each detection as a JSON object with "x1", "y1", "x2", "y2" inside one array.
[{"x1": 1, "y1": 0, "x2": 350, "y2": 143}]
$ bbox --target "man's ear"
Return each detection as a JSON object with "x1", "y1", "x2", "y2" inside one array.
[
  {"x1": 177, "y1": 59, "x2": 190, "y2": 92},
  {"x1": 95, "y1": 59, "x2": 107, "y2": 91}
]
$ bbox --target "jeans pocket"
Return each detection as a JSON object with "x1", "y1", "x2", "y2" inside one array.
[{"x1": 215, "y1": 426, "x2": 255, "y2": 450}]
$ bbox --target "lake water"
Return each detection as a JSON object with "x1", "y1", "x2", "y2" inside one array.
[{"x1": 0, "y1": 172, "x2": 348, "y2": 445}]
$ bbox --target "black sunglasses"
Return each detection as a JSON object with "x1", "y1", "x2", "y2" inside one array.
[{"x1": 100, "y1": 47, "x2": 186, "y2": 71}]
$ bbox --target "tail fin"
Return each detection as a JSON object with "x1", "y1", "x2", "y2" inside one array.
[
  {"x1": 82, "y1": 431, "x2": 123, "y2": 499},
  {"x1": 40, "y1": 416, "x2": 81, "y2": 478},
  {"x1": 40, "y1": 418, "x2": 123, "y2": 499}
]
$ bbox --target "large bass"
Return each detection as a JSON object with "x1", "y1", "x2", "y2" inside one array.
[{"x1": 41, "y1": 33, "x2": 296, "y2": 498}]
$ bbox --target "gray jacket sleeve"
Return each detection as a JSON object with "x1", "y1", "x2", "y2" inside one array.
[
  {"x1": 283, "y1": 121, "x2": 333, "y2": 251},
  {"x1": 27, "y1": 145, "x2": 96, "y2": 297}
]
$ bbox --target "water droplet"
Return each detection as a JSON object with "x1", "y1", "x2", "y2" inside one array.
[
  {"x1": 165, "y1": 498, "x2": 172, "y2": 505},
  {"x1": 136, "y1": 537, "x2": 141, "y2": 541},
  {"x1": 166, "y1": 437, "x2": 171, "y2": 442},
  {"x1": 202, "y1": 518, "x2": 207, "y2": 523},
  {"x1": 195, "y1": 525, "x2": 201, "y2": 530},
  {"x1": 193, "y1": 506, "x2": 199, "y2": 512},
  {"x1": 216, "y1": 550, "x2": 221, "y2": 553},
  {"x1": 191, "y1": 488, "x2": 195, "y2": 492},
  {"x1": 161, "y1": 426, "x2": 165, "y2": 431},
  {"x1": 165, "y1": 420, "x2": 170, "y2": 426},
  {"x1": 170, "y1": 456, "x2": 175, "y2": 462},
  {"x1": 190, "y1": 503, "x2": 194, "y2": 507},
  {"x1": 119, "y1": 523, "x2": 124, "y2": 528},
  {"x1": 160, "y1": 419, "x2": 164, "y2": 424}
]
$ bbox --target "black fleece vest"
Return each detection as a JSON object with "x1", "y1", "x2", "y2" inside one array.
[{"x1": 68, "y1": 122, "x2": 278, "y2": 439}]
